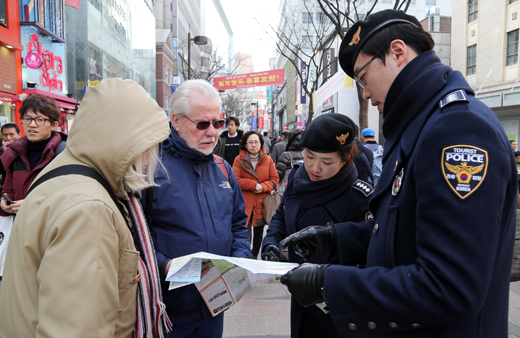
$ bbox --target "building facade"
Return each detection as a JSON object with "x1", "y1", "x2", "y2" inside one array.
[
  {"x1": 156, "y1": 29, "x2": 175, "y2": 114},
  {"x1": 451, "y1": 0, "x2": 520, "y2": 141},
  {"x1": 0, "y1": 0, "x2": 23, "y2": 128}
]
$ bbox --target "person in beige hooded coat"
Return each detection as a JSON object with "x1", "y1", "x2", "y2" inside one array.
[{"x1": 0, "y1": 78, "x2": 170, "y2": 338}]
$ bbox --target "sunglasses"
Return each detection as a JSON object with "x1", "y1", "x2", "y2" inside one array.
[{"x1": 184, "y1": 116, "x2": 225, "y2": 130}]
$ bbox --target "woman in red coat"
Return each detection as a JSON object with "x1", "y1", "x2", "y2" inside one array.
[{"x1": 232, "y1": 131, "x2": 279, "y2": 259}]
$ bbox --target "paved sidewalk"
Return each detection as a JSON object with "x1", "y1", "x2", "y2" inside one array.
[{"x1": 223, "y1": 280, "x2": 520, "y2": 337}]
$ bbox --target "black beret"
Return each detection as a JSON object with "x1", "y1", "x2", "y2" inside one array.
[
  {"x1": 339, "y1": 9, "x2": 422, "y2": 78},
  {"x1": 300, "y1": 113, "x2": 356, "y2": 153}
]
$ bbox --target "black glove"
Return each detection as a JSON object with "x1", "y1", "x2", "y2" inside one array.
[
  {"x1": 262, "y1": 244, "x2": 283, "y2": 261},
  {"x1": 280, "y1": 263, "x2": 330, "y2": 307},
  {"x1": 279, "y1": 222, "x2": 337, "y2": 260}
]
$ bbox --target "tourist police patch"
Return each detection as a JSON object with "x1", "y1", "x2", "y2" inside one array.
[{"x1": 442, "y1": 145, "x2": 488, "y2": 199}]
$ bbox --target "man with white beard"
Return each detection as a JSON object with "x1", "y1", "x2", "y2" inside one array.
[{"x1": 143, "y1": 79, "x2": 252, "y2": 338}]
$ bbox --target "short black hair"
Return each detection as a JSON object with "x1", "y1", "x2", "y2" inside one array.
[
  {"x1": 263, "y1": 132, "x2": 268, "y2": 136},
  {"x1": 361, "y1": 23, "x2": 434, "y2": 67},
  {"x1": 515, "y1": 151, "x2": 520, "y2": 157},
  {"x1": 239, "y1": 131, "x2": 264, "y2": 150},
  {"x1": 226, "y1": 116, "x2": 239, "y2": 127},
  {"x1": 1, "y1": 123, "x2": 20, "y2": 135},
  {"x1": 511, "y1": 140, "x2": 517, "y2": 144},
  {"x1": 20, "y1": 93, "x2": 61, "y2": 122}
]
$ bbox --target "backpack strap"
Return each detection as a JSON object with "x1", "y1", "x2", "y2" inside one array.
[
  {"x1": 213, "y1": 154, "x2": 229, "y2": 181},
  {"x1": 53, "y1": 140, "x2": 67, "y2": 158},
  {"x1": 27, "y1": 164, "x2": 123, "y2": 215}
]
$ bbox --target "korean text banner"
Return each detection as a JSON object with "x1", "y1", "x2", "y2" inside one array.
[{"x1": 214, "y1": 69, "x2": 285, "y2": 90}]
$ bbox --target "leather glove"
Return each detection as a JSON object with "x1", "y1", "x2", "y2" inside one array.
[
  {"x1": 279, "y1": 222, "x2": 337, "y2": 260},
  {"x1": 280, "y1": 263, "x2": 330, "y2": 307},
  {"x1": 262, "y1": 244, "x2": 283, "y2": 261}
]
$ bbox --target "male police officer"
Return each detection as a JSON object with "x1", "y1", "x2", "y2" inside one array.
[{"x1": 278, "y1": 10, "x2": 517, "y2": 337}]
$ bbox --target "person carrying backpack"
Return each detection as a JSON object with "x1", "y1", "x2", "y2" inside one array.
[{"x1": 361, "y1": 128, "x2": 383, "y2": 186}]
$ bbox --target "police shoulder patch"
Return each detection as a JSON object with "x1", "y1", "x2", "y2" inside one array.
[
  {"x1": 353, "y1": 180, "x2": 373, "y2": 197},
  {"x1": 442, "y1": 145, "x2": 488, "y2": 199}
]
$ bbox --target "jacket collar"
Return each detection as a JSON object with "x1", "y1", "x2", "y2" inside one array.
[{"x1": 163, "y1": 124, "x2": 214, "y2": 162}]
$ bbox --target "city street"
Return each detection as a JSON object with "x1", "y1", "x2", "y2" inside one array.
[{"x1": 223, "y1": 280, "x2": 520, "y2": 338}]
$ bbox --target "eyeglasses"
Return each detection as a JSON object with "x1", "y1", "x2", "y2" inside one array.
[
  {"x1": 353, "y1": 56, "x2": 377, "y2": 89},
  {"x1": 247, "y1": 141, "x2": 260, "y2": 145},
  {"x1": 184, "y1": 116, "x2": 225, "y2": 130},
  {"x1": 21, "y1": 116, "x2": 52, "y2": 126}
]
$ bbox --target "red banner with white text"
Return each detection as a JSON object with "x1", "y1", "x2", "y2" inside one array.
[{"x1": 214, "y1": 69, "x2": 284, "y2": 90}]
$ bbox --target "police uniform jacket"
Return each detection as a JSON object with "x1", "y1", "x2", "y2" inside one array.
[
  {"x1": 263, "y1": 163, "x2": 372, "y2": 338},
  {"x1": 325, "y1": 51, "x2": 517, "y2": 337}
]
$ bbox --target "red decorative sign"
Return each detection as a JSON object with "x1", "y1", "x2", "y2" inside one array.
[
  {"x1": 282, "y1": 125, "x2": 288, "y2": 131},
  {"x1": 26, "y1": 34, "x2": 64, "y2": 92},
  {"x1": 214, "y1": 69, "x2": 284, "y2": 90},
  {"x1": 25, "y1": 52, "x2": 42, "y2": 69},
  {"x1": 66, "y1": 0, "x2": 81, "y2": 9}
]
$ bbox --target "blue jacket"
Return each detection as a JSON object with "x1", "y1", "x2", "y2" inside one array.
[
  {"x1": 263, "y1": 164, "x2": 372, "y2": 338},
  {"x1": 144, "y1": 126, "x2": 252, "y2": 324},
  {"x1": 325, "y1": 51, "x2": 517, "y2": 337}
]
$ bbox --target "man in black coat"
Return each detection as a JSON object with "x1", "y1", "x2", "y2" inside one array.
[
  {"x1": 278, "y1": 10, "x2": 517, "y2": 338},
  {"x1": 353, "y1": 125, "x2": 373, "y2": 183}
]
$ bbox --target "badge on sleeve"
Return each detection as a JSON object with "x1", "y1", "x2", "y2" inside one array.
[{"x1": 442, "y1": 145, "x2": 488, "y2": 199}]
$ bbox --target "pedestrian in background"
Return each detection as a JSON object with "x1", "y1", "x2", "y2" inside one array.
[
  {"x1": 233, "y1": 131, "x2": 278, "y2": 259},
  {"x1": 352, "y1": 125, "x2": 373, "y2": 183},
  {"x1": 145, "y1": 79, "x2": 252, "y2": 338},
  {"x1": 0, "y1": 123, "x2": 21, "y2": 187},
  {"x1": 0, "y1": 78, "x2": 171, "y2": 338},
  {"x1": 276, "y1": 129, "x2": 304, "y2": 193},
  {"x1": 512, "y1": 139, "x2": 517, "y2": 151},
  {"x1": 215, "y1": 116, "x2": 243, "y2": 166},
  {"x1": 262, "y1": 113, "x2": 371, "y2": 338},
  {"x1": 0, "y1": 94, "x2": 66, "y2": 215},
  {"x1": 271, "y1": 130, "x2": 290, "y2": 164},
  {"x1": 279, "y1": 10, "x2": 517, "y2": 337},
  {"x1": 263, "y1": 131, "x2": 271, "y2": 154}
]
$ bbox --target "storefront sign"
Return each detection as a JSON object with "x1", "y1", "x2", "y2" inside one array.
[
  {"x1": 214, "y1": 69, "x2": 285, "y2": 90},
  {"x1": 24, "y1": 33, "x2": 64, "y2": 92},
  {"x1": 322, "y1": 48, "x2": 337, "y2": 84},
  {"x1": 25, "y1": 52, "x2": 42, "y2": 69},
  {"x1": 300, "y1": 62, "x2": 307, "y2": 104}
]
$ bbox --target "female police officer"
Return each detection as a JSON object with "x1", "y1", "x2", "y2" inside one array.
[{"x1": 262, "y1": 113, "x2": 372, "y2": 338}]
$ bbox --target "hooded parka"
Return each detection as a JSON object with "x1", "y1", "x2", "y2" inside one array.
[
  {"x1": 232, "y1": 148, "x2": 278, "y2": 227},
  {"x1": 0, "y1": 78, "x2": 170, "y2": 338}
]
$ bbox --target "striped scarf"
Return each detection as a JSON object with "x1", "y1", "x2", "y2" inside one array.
[{"x1": 126, "y1": 195, "x2": 172, "y2": 338}]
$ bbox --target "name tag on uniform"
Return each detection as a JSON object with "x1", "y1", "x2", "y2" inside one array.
[{"x1": 442, "y1": 145, "x2": 488, "y2": 199}]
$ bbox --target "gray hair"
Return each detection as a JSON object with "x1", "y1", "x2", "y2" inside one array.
[{"x1": 169, "y1": 79, "x2": 222, "y2": 120}]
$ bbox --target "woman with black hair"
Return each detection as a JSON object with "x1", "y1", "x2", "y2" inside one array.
[{"x1": 261, "y1": 114, "x2": 371, "y2": 338}]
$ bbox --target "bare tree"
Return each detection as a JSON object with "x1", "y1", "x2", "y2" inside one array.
[
  {"x1": 221, "y1": 89, "x2": 253, "y2": 127},
  {"x1": 269, "y1": 0, "x2": 411, "y2": 127},
  {"x1": 316, "y1": 0, "x2": 412, "y2": 130},
  {"x1": 177, "y1": 42, "x2": 247, "y2": 83}
]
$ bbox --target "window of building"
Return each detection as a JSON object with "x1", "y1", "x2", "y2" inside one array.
[
  {"x1": 302, "y1": 12, "x2": 312, "y2": 24},
  {"x1": 409, "y1": 0, "x2": 416, "y2": 4},
  {"x1": 164, "y1": 95, "x2": 169, "y2": 110},
  {"x1": 20, "y1": 0, "x2": 64, "y2": 41},
  {"x1": 356, "y1": 14, "x2": 366, "y2": 21},
  {"x1": 508, "y1": 29, "x2": 519, "y2": 66},
  {"x1": 511, "y1": 0, "x2": 519, "y2": 4},
  {"x1": 467, "y1": 44, "x2": 477, "y2": 75},
  {"x1": 165, "y1": 66, "x2": 168, "y2": 81},
  {"x1": 468, "y1": 0, "x2": 478, "y2": 23},
  {"x1": 381, "y1": 0, "x2": 392, "y2": 3},
  {"x1": 425, "y1": 0, "x2": 436, "y2": 5},
  {"x1": 316, "y1": 12, "x2": 327, "y2": 23},
  {"x1": 302, "y1": 35, "x2": 313, "y2": 48}
]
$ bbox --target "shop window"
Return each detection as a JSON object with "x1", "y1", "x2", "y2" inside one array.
[
  {"x1": 468, "y1": 0, "x2": 478, "y2": 23},
  {"x1": 508, "y1": 29, "x2": 519, "y2": 66},
  {"x1": 0, "y1": 0, "x2": 6, "y2": 27},
  {"x1": 20, "y1": 0, "x2": 64, "y2": 42},
  {"x1": 467, "y1": 44, "x2": 477, "y2": 75},
  {"x1": 315, "y1": 13, "x2": 327, "y2": 23}
]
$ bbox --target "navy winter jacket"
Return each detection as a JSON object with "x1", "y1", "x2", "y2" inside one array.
[{"x1": 144, "y1": 126, "x2": 252, "y2": 324}]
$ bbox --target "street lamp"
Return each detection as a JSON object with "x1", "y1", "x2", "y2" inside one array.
[{"x1": 188, "y1": 32, "x2": 208, "y2": 80}]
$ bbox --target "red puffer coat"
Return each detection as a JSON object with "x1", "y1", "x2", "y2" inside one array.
[{"x1": 232, "y1": 148, "x2": 279, "y2": 227}]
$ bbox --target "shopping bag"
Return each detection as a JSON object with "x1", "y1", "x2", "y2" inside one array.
[
  {"x1": 0, "y1": 215, "x2": 14, "y2": 276},
  {"x1": 261, "y1": 191, "x2": 281, "y2": 224}
]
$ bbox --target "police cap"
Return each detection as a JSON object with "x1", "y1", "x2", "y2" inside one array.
[
  {"x1": 339, "y1": 9, "x2": 422, "y2": 78},
  {"x1": 299, "y1": 113, "x2": 356, "y2": 153}
]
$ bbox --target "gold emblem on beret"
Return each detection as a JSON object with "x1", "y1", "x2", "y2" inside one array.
[
  {"x1": 336, "y1": 133, "x2": 349, "y2": 145},
  {"x1": 349, "y1": 27, "x2": 361, "y2": 46}
]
